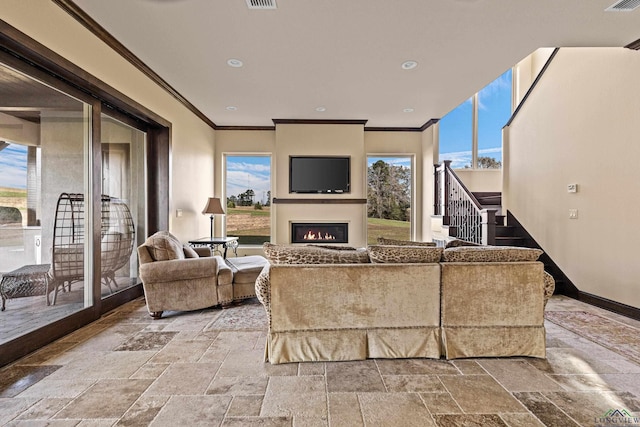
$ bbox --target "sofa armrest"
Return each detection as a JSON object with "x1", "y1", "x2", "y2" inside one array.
[
  {"x1": 140, "y1": 256, "x2": 219, "y2": 284},
  {"x1": 214, "y1": 255, "x2": 233, "y2": 286},
  {"x1": 543, "y1": 271, "x2": 555, "y2": 307}
]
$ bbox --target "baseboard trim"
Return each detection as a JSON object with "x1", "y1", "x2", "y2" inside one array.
[{"x1": 577, "y1": 291, "x2": 640, "y2": 322}]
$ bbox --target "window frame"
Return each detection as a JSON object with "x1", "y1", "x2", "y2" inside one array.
[
  {"x1": 365, "y1": 154, "x2": 415, "y2": 243},
  {"x1": 222, "y1": 152, "x2": 273, "y2": 246},
  {"x1": 438, "y1": 69, "x2": 514, "y2": 170}
]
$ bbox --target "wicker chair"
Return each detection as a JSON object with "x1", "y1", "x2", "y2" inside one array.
[{"x1": 48, "y1": 193, "x2": 135, "y2": 304}]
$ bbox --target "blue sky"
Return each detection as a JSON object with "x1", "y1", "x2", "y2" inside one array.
[
  {"x1": 226, "y1": 155, "x2": 271, "y2": 203},
  {"x1": 439, "y1": 69, "x2": 512, "y2": 168},
  {"x1": 367, "y1": 156, "x2": 411, "y2": 169},
  {"x1": 0, "y1": 143, "x2": 28, "y2": 189}
]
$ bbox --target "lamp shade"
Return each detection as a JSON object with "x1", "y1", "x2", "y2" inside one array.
[{"x1": 202, "y1": 197, "x2": 225, "y2": 215}]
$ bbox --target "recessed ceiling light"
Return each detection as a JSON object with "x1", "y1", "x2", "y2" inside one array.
[
  {"x1": 227, "y1": 59, "x2": 244, "y2": 68},
  {"x1": 226, "y1": 106, "x2": 238, "y2": 111},
  {"x1": 403, "y1": 108, "x2": 415, "y2": 113},
  {"x1": 401, "y1": 60, "x2": 418, "y2": 70},
  {"x1": 315, "y1": 106, "x2": 326, "y2": 112}
]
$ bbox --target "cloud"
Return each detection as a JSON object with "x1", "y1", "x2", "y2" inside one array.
[
  {"x1": 477, "y1": 71, "x2": 511, "y2": 111},
  {"x1": 227, "y1": 160, "x2": 271, "y2": 173},
  {"x1": 226, "y1": 169, "x2": 270, "y2": 202},
  {"x1": 0, "y1": 144, "x2": 27, "y2": 189},
  {"x1": 440, "y1": 147, "x2": 502, "y2": 169},
  {"x1": 368, "y1": 157, "x2": 412, "y2": 168}
]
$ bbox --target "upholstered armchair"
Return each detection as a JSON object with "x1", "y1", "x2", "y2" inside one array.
[{"x1": 137, "y1": 231, "x2": 232, "y2": 318}]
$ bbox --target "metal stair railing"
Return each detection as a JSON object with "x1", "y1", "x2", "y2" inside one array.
[{"x1": 434, "y1": 160, "x2": 496, "y2": 245}]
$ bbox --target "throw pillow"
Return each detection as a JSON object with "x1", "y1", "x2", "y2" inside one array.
[
  {"x1": 367, "y1": 245, "x2": 443, "y2": 263},
  {"x1": 263, "y1": 242, "x2": 370, "y2": 264},
  {"x1": 144, "y1": 231, "x2": 184, "y2": 261},
  {"x1": 442, "y1": 246, "x2": 543, "y2": 262},
  {"x1": 183, "y1": 245, "x2": 199, "y2": 258},
  {"x1": 377, "y1": 237, "x2": 436, "y2": 247}
]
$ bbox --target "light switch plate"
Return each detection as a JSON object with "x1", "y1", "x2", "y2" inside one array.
[
  {"x1": 569, "y1": 209, "x2": 578, "y2": 219},
  {"x1": 567, "y1": 184, "x2": 578, "y2": 193}
]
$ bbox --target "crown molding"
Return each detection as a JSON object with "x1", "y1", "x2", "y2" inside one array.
[
  {"x1": 272, "y1": 119, "x2": 369, "y2": 125},
  {"x1": 215, "y1": 126, "x2": 276, "y2": 131},
  {"x1": 52, "y1": 0, "x2": 218, "y2": 130},
  {"x1": 625, "y1": 37, "x2": 640, "y2": 50}
]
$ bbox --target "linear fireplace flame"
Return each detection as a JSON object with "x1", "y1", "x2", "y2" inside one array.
[
  {"x1": 291, "y1": 222, "x2": 348, "y2": 244},
  {"x1": 303, "y1": 231, "x2": 336, "y2": 241}
]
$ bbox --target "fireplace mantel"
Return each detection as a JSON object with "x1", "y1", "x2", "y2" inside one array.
[{"x1": 273, "y1": 198, "x2": 366, "y2": 204}]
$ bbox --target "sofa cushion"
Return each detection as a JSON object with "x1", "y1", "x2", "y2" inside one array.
[
  {"x1": 377, "y1": 237, "x2": 436, "y2": 247},
  {"x1": 226, "y1": 255, "x2": 268, "y2": 284},
  {"x1": 144, "y1": 231, "x2": 184, "y2": 261},
  {"x1": 263, "y1": 242, "x2": 370, "y2": 264},
  {"x1": 442, "y1": 246, "x2": 543, "y2": 263},
  {"x1": 183, "y1": 245, "x2": 199, "y2": 258},
  {"x1": 367, "y1": 245, "x2": 443, "y2": 263},
  {"x1": 307, "y1": 244, "x2": 358, "y2": 251},
  {"x1": 445, "y1": 239, "x2": 482, "y2": 248}
]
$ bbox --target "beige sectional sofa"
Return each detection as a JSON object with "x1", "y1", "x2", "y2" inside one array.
[{"x1": 256, "y1": 242, "x2": 554, "y2": 364}]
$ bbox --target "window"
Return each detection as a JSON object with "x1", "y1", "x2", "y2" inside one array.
[
  {"x1": 439, "y1": 69, "x2": 512, "y2": 169},
  {"x1": 439, "y1": 98, "x2": 473, "y2": 169},
  {"x1": 366, "y1": 156, "x2": 412, "y2": 244},
  {"x1": 225, "y1": 155, "x2": 271, "y2": 245},
  {"x1": 477, "y1": 69, "x2": 512, "y2": 168}
]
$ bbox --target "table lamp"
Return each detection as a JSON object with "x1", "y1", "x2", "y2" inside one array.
[{"x1": 202, "y1": 197, "x2": 225, "y2": 239}]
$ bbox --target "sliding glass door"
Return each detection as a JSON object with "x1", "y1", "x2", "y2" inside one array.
[{"x1": 0, "y1": 62, "x2": 93, "y2": 343}]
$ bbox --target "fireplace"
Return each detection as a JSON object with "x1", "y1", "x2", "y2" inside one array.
[{"x1": 291, "y1": 222, "x2": 348, "y2": 244}]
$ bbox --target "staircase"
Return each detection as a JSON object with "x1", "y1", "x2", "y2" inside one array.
[
  {"x1": 433, "y1": 162, "x2": 578, "y2": 297},
  {"x1": 472, "y1": 192, "x2": 577, "y2": 297},
  {"x1": 473, "y1": 192, "x2": 528, "y2": 247}
]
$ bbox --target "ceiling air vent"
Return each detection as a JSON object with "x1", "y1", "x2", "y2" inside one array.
[
  {"x1": 246, "y1": 0, "x2": 277, "y2": 9},
  {"x1": 605, "y1": 0, "x2": 640, "y2": 11}
]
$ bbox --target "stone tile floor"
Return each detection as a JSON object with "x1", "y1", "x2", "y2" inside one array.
[{"x1": 0, "y1": 295, "x2": 639, "y2": 426}]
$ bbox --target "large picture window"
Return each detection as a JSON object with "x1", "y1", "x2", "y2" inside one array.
[
  {"x1": 439, "y1": 69, "x2": 512, "y2": 169},
  {"x1": 224, "y1": 155, "x2": 271, "y2": 245}
]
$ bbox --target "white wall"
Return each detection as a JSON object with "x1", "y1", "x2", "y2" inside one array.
[
  {"x1": 504, "y1": 47, "x2": 640, "y2": 309},
  {"x1": 454, "y1": 169, "x2": 502, "y2": 193},
  {"x1": 2, "y1": 0, "x2": 216, "y2": 242},
  {"x1": 514, "y1": 48, "x2": 555, "y2": 106},
  {"x1": 274, "y1": 124, "x2": 367, "y2": 247},
  {"x1": 214, "y1": 126, "x2": 434, "y2": 249}
]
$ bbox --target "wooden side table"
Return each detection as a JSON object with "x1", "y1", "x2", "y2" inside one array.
[{"x1": 188, "y1": 236, "x2": 239, "y2": 259}]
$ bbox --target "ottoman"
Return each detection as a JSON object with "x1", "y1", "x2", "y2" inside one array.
[{"x1": 225, "y1": 255, "x2": 268, "y2": 304}]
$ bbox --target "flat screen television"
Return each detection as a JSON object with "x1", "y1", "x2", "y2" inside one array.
[{"x1": 289, "y1": 156, "x2": 350, "y2": 194}]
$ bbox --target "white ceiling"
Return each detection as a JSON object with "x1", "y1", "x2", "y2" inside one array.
[{"x1": 71, "y1": 0, "x2": 640, "y2": 128}]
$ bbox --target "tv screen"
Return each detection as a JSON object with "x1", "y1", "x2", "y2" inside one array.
[{"x1": 289, "y1": 156, "x2": 350, "y2": 193}]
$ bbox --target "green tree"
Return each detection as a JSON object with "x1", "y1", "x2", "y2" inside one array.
[
  {"x1": 237, "y1": 189, "x2": 255, "y2": 206},
  {"x1": 367, "y1": 160, "x2": 411, "y2": 221},
  {"x1": 477, "y1": 156, "x2": 502, "y2": 169}
]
